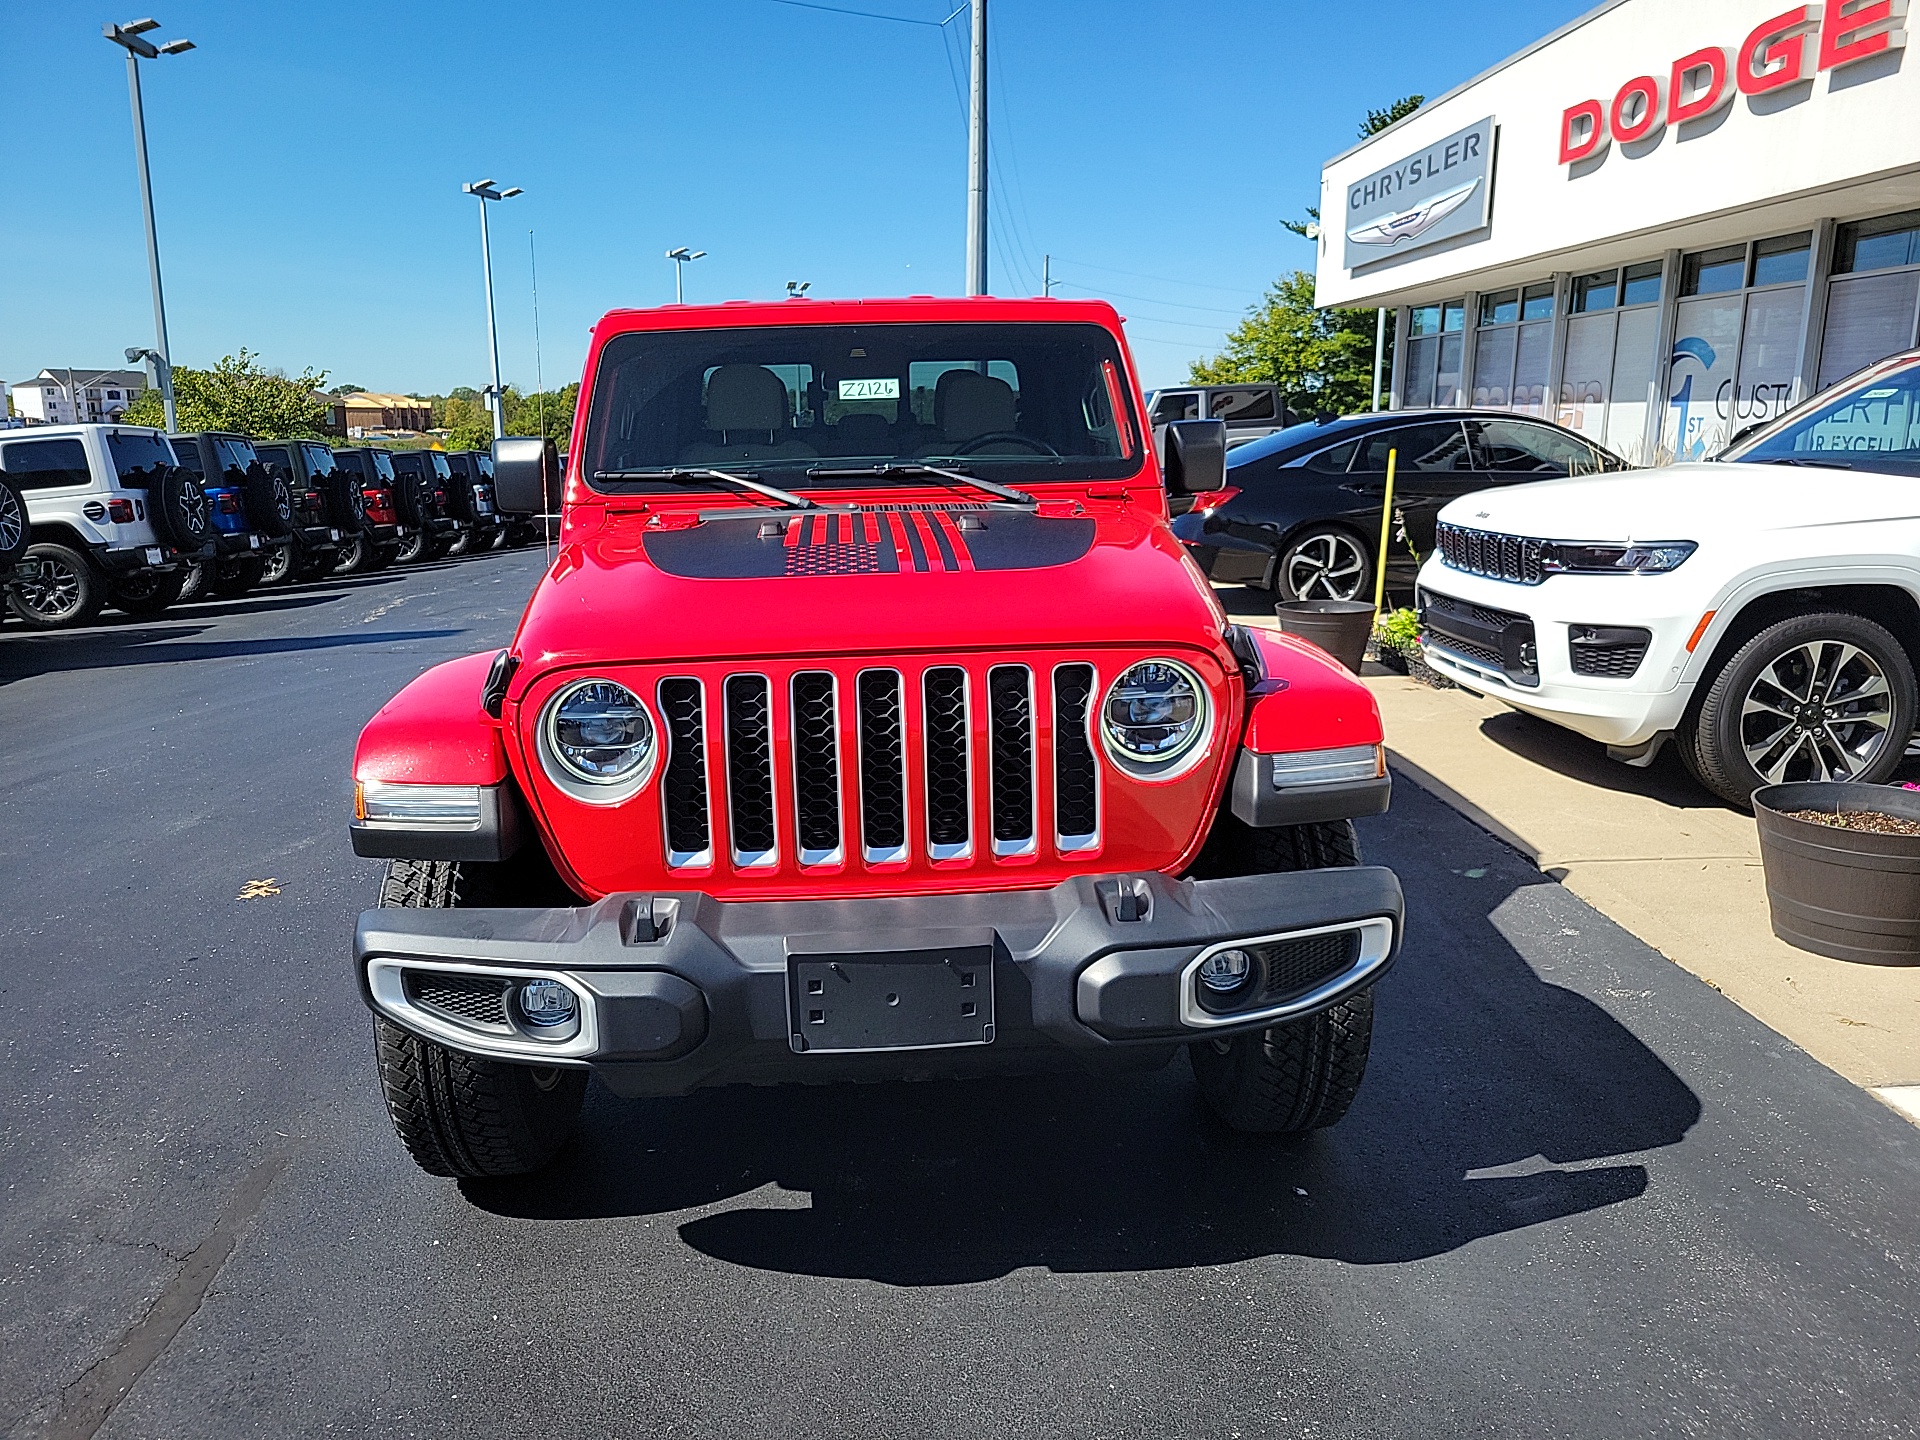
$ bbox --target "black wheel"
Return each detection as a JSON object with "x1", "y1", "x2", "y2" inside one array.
[
  {"x1": 208, "y1": 555, "x2": 265, "y2": 598},
  {"x1": 110, "y1": 567, "x2": 186, "y2": 616},
  {"x1": 1276, "y1": 527, "x2": 1372, "y2": 602},
  {"x1": 0, "y1": 476, "x2": 28, "y2": 571},
  {"x1": 392, "y1": 528, "x2": 428, "y2": 565},
  {"x1": 242, "y1": 464, "x2": 295, "y2": 538},
  {"x1": 258, "y1": 542, "x2": 294, "y2": 586},
  {"x1": 332, "y1": 534, "x2": 373, "y2": 575},
  {"x1": 489, "y1": 526, "x2": 511, "y2": 552},
  {"x1": 446, "y1": 529, "x2": 472, "y2": 557},
  {"x1": 1690, "y1": 610, "x2": 1917, "y2": 808},
  {"x1": 150, "y1": 467, "x2": 215, "y2": 552},
  {"x1": 7, "y1": 542, "x2": 104, "y2": 628},
  {"x1": 371, "y1": 859, "x2": 587, "y2": 1178},
  {"x1": 1185, "y1": 818, "x2": 1376, "y2": 1134},
  {"x1": 176, "y1": 559, "x2": 207, "y2": 602},
  {"x1": 322, "y1": 471, "x2": 368, "y2": 530}
]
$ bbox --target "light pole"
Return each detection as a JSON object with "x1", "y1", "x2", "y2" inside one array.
[
  {"x1": 786, "y1": 280, "x2": 810, "y2": 298},
  {"x1": 104, "y1": 18, "x2": 194, "y2": 434},
  {"x1": 965, "y1": 0, "x2": 988, "y2": 296},
  {"x1": 667, "y1": 247, "x2": 705, "y2": 304},
  {"x1": 125, "y1": 347, "x2": 171, "y2": 421},
  {"x1": 462, "y1": 178, "x2": 522, "y2": 441}
]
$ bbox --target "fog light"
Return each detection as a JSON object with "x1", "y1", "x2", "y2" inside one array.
[
  {"x1": 1197, "y1": 947, "x2": 1254, "y2": 994},
  {"x1": 517, "y1": 979, "x2": 578, "y2": 1029}
]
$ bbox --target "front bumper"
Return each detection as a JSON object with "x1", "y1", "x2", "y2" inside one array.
[
  {"x1": 1414, "y1": 559, "x2": 1701, "y2": 747},
  {"x1": 355, "y1": 868, "x2": 1404, "y2": 1097}
]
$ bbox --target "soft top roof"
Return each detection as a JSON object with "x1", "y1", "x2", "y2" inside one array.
[{"x1": 591, "y1": 294, "x2": 1125, "y2": 342}]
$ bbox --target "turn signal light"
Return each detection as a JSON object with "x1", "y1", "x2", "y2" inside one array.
[
  {"x1": 107, "y1": 498, "x2": 135, "y2": 524},
  {"x1": 1189, "y1": 487, "x2": 1240, "y2": 512},
  {"x1": 355, "y1": 780, "x2": 484, "y2": 829}
]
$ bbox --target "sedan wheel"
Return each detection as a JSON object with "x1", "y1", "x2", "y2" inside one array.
[
  {"x1": 1278, "y1": 529, "x2": 1372, "y2": 602},
  {"x1": 1691, "y1": 611, "x2": 1916, "y2": 806}
]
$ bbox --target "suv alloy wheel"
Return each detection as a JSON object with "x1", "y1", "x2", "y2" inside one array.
[
  {"x1": 0, "y1": 475, "x2": 28, "y2": 571},
  {"x1": 7, "y1": 542, "x2": 103, "y2": 629},
  {"x1": 1689, "y1": 611, "x2": 1918, "y2": 806}
]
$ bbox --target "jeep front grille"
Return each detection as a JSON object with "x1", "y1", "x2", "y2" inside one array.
[
  {"x1": 654, "y1": 658, "x2": 1111, "y2": 875},
  {"x1": 1437, "y1": 522, "x2": 1547, "y2": 585}
]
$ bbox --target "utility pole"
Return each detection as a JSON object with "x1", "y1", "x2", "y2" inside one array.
[
  {"x1": 965, "y1": 0, "x2": 988, "y2": 296},
  {"x1": 1042, "y1": 254, "x2": 1052, "y2": 297},
  {"x1": 463, "y1": 179, "x2": 522, "y2": 440},
  {"x1": 105, "y1": 19, "x2": 193, "y2": 433}
]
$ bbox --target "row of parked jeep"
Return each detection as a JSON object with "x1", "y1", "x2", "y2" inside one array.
[{"x1": 0, "y1": 423, "x2": 544, "y2": 629}]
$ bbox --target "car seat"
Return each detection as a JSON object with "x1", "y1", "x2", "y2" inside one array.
[{"x1": 679, "y1": 365, "x2": 818, "y2": 465}]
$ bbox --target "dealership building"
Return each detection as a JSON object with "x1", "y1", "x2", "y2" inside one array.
[{"x1": 1316, "y1": 0, "x2": 1920, "y2": 463}]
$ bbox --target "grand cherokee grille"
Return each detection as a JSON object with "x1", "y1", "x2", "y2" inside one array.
[
  {"x1": 654, "y1": 660, "x2": 1111, "y2": 874},
  {"x1": 1438, "y1": 523, "x2": 1546, "y2": 585}
]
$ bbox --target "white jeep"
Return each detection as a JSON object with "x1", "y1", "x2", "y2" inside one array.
[
  {"x1": 0, "y1": 424, "x2": 214, "y2": 628},
  {"x1": 1415, "y1": 350, "x2": 1920, "y2": 806}
]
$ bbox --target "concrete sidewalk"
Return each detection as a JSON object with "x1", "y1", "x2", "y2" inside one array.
[{"x1": 1215, "y1": 584, "x2": 1920, "y2": 1117}]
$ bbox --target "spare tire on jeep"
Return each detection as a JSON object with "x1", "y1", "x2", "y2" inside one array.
[
  {"x1": 0, "y1": 473, "x2": 28, "y2": 573},
  {"x1": 151, "y1": 466, "x2": 215, "y2": 552},
  {"x1": 394, "y1": 473, "x2": 435, "y2": 530},
  {"x1": 323, "y1": 469, "x2": 368, "y2": 531},
  {"x1": 242, "y1": 462, "x2": 295, "y2": 538}
]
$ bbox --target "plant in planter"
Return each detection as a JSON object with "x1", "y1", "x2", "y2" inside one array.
[
  {"x1": 1752, "y1": 781, "x2": 1920, "y2": 965},
  {"x1": 1370, "y1": 606, "x2": 1453, "y2": 689}
]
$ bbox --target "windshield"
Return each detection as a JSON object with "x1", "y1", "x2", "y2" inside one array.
[
  {"x1": 1720, "y1": 356, "x2": 1920, "y2": 474},
  {"x1": 582, "y1": 322, "x2": 1141, "y2": 493},
  {"x1": 106, "y1": 431, "x2": 176, "y2": 486}
]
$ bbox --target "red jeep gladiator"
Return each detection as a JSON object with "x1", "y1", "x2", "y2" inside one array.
[{"x1": 350, "y1": 297, "x2": 1402, "y2": 1177}]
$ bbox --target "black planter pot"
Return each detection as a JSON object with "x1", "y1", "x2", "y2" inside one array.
[
  {"x1": 1275, "y1": 599, "x2": 1375, "y2": 673},
  {"x1": 1753, "y1": 781, "x2": 1920, "y2": 965}
]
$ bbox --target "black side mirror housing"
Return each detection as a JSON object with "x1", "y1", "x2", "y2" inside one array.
[
  {"x1": 492, "y1": 436, "x2": 559, "y2": 515},
  {"x1": 1160, "y1": 418, "x2": 1228, "y2": 496}
]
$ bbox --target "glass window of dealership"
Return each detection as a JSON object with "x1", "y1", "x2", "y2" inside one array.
[{"x1": 1393, "y1": 207, "x2": 1920, "y2": 463}]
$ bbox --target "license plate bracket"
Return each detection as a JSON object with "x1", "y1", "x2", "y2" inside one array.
[{"x1": 788, "y1": 945, "x2": 995, "y2": 1054}]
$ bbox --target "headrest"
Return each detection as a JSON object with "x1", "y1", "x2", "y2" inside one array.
[
  {"x1": 937, "y1": 370, "x2": 1017, "y2": 442},
  {"x1": 835, "y1": 412, "x2": 891, "y2": 450},
  {"x1": 705, "y1": 365, "x2": 789, "y2": 433}
]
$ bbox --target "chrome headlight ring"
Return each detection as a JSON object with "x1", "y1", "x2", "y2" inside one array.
[
  {"x1": 537, "y1": 678, "x2": 658, "y2": 804},
  {"x1": 1099, "y1": 658, "x2": 1212, "y2": 779}
]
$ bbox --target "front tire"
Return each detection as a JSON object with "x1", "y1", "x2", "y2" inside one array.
[
  {"x1": 1186, "y1": 819, "x2": 1376, "y2": 1133},
  {"x1": 1276, "y1": 527, "x2": 1373, "y2": 602},
  {"x1": 372, "y1": 858, "x2": 586, "y2": 1178},
  {"x1": 1689, "y1": 611, "x2": 1916, "y2": 807}
]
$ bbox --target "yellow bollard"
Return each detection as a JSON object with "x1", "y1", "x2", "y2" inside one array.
[{"x1": 1373, "y1": 447, "x2": 1398, "y2": 615}]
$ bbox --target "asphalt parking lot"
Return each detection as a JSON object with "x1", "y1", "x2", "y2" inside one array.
[{"x1": 3, "y1": 550, "x2": 1918, "y2": 1439}]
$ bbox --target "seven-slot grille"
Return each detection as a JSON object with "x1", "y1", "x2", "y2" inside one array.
[
  {"x1": 653, "y1": 661, "x2": 1105, "y2": 873},
  {"x1": 1438, "y1": 522, "x2": 1547, "y2": 585}
]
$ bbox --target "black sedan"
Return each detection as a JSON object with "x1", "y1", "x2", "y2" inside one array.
[{"x1": 1171, "y1": 409, "x2": 1629, "y2": 601}]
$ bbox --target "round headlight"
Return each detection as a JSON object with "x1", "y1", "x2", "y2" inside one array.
[
  {"x1": 545, "y1": 680, "x2": 654, "y2": 784},
  {"x1": 1101, "y1": 659, "x2": 1208, "y2": 768}
]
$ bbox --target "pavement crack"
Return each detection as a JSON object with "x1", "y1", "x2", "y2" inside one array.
[{"x1": 40, "y1": 1153, "x2": 288, "y2": 1440}]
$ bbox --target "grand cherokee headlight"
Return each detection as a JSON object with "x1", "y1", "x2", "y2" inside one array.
[
  {"x1": 1101, "y1": 659, "x2": 1209, "y2": 772},
  {"x1": 543, "y1": 680, "x2": 654, "y2": 786},
  {"x1": 1539, "y1": 541, "x2": 1696, "y2": 574}
]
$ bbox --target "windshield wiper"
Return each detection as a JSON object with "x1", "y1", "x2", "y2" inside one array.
[
  {"x1": 1752, "y1": 456, "x2": 1853, "y2": 469},
  {"x1": 592, "y1": 467, "x2": 817, "y2": 508},
  {"x1": 805, "y1": 462, "x2": 1036, "y2": 506}
]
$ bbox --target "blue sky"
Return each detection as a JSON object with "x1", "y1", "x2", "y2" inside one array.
[{"x1": 0, "y1": 0, "x2": 1590, "y2": 396}]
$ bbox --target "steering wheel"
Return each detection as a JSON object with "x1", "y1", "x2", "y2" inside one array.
[{"x1": 951, "y1": 432, "x2": 1059, "y2": 456}]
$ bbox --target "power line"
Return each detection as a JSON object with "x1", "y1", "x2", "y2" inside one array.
[
  {"x1": 768, "y1": 0, "x2": 959, "y2": 26},
  {"x1": 1049, "y1": 256, "x2": 1258, "y2": 296},
  {"x1": 1050, "y1": 279, "x2": 1249, "y2": 316}
]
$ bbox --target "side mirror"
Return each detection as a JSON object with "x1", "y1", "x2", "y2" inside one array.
[
  {"x1": 492, "y1": 436, "x2": 559, "y2": 515},
  {"x1": 1160, "y1": 418, "x2": 1227, "y2": 496}
]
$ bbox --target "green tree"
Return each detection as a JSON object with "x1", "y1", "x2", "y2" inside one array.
[
  {"x1": 327, "y1": 381, "x2": 366, "y2": 395},
  {"x1": 123, "y1": 349, "x2": 332, "y2": 437},
  {"x1": 1188, "y1": 272, "x2": 1380, "y2": 415},
  {"x1": 1281, "y1": 94, "x2": 1424, "y2": 241}
]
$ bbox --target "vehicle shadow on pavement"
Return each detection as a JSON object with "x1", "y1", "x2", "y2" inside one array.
[
  {"x1": 0, "y1": 626, "x2": 464, "y2": 682},
  {"x1": 469, "y1": 787, "x2": 1702, "y2": 1282},
  {"x1": 1473, "y1": 708, "x2": 1724, "y2": 807}
]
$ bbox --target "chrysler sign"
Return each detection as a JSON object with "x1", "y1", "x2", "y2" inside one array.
[
  {"x1": 1343, "y1": 117, "x2": 1496, "y2": 271},
  {"x1": 1561, "y1": 0, "x2": 1908, "y2": 166}
]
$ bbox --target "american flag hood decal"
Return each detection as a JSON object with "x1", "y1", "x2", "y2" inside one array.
[{"x1": 642, "y1": 506, "x2": 1097, "y2": 579}]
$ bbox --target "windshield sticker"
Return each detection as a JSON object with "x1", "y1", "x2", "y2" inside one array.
[{"x1": 838, "y1": 377, "x2": 900, "y2": 401}]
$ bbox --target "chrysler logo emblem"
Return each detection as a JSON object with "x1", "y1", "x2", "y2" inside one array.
[{"x1": 1346, "y1": 180, "x2": 1480, "y2": 248}]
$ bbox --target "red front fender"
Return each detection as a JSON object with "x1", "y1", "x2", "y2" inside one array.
[
  {"x1": 1238, "y1": 628, "x2": 1383, "y2": 754},
  {"x1": 353, "y1": 651, "x2": 510, "y2": 786}
]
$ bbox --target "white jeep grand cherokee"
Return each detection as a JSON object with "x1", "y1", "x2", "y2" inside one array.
[{"x1": 1415, "y1": 350, "x2": 1920, "y2": 807}]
